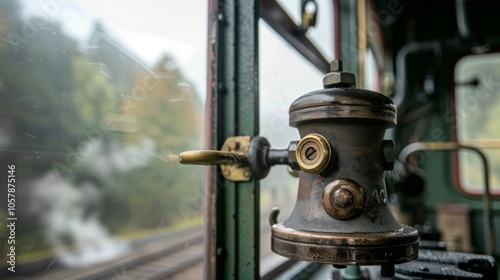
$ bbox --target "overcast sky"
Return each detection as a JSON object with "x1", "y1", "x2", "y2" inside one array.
[{"x1": 18, "y1": 0, "x2": 332, "y2": 119}]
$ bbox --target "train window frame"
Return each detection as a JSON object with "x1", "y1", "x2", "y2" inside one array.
[
  {"x1": 205, "y1": 0, "x2": 339, "y2": 279},
  {"x1": 453, "y1": 52, "x2": 500, "y2": 197}
]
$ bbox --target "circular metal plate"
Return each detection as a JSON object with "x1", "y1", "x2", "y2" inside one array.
[{"x1": 271, "y1": 223, "x2": 419, "y2": 265}]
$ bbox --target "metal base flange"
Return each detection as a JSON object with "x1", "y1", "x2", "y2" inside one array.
[{"x1": 271, "y1": 223, "x2": 419, "y2": 265}]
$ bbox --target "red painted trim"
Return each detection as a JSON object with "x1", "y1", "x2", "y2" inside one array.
[{"x1": 451, "y1": 53, "x2": 500, "y2": 198}]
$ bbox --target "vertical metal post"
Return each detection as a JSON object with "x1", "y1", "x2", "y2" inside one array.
[
  {"x1": 357, "y1": 0, "x2": 367, "y2": 88},
  {"x1": 206, "y1": 0, "x2": 260, "y2": 279},
  {"x1": 338, "y1": 0, "x2": 359, "y2": 76}
]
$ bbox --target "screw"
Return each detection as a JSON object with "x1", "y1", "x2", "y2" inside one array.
[
  {"x1": 228, "y1": 141, "x2": 239, "y2": 150},
  {"x1": 305, "y1": 146, "x2": 317, "y2": 160},
  {"x1": 333, "y1": 188, "x2": 354, "y2": 209}
]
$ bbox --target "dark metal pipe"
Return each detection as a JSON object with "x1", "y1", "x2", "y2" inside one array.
[
  {"x1": 456, "y1": 0, "x2": 471, "y2": 39},
  {"x1": 398, "y1": 142, "x2": 495, "y2": 255},
  {"x1": 394, "y1": 41, "x2": 441, "y2": 108},
  {"x1": 267, "y1": 149, "x2": 289, "y2": 166}
]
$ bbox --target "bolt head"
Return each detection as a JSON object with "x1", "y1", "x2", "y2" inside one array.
[
  {"x1": 287, "y1": 141, "x2": 300, "y2": 171},
  {"x1": 330, "y1": 60, "x2": 343, "y2": 72},
  {"x1": 323, "y1": 72, "x2": 356, "y2": 88},
  {"x1": 322, "y1": 180, "x2": 365, "y2": 220},
  {"x1": 333, "y1": 188, "x2": 354, "y2": 208},
  {"x1": 229, "y1": 141, "x2": 239, "y2": 150}
]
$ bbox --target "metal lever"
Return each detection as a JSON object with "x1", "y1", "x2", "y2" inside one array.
[
  {"x1": 178, "y1": 136, "x2": 298, "y2": 181},
  {"x1": 179, "y1": 150, "x2": 248, "y2": 166},
  {"x1": 178, "y1": 136, "x2": 252, "y2": 181}
]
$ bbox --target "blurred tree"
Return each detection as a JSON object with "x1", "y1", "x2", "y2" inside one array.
[
  {"x1": 0, "y1": 0, "x2": 204, "y2": 266},
  {"x1": 121, "y1": 54, "x2": 203, "y2": 229}
]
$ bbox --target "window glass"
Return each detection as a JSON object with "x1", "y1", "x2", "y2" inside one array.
[
  {"x1": 276, "y1": 0, "x2": 334, "y2": 61},
  {"x1": 0, "y1": 0, "x2": 206, "y2": 278},
  {"x1": 364, "y1": 48, "x2": 379, "y2": 91},
  {"x1": 455, "y1": 53, "x2": 500, "y2": 194},
  {"x1": 259, "y1": 20, "x2": 324, "y2": 260}
]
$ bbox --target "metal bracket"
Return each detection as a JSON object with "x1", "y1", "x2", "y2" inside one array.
[{"x1": 220, "y1": 136, "x2": 252, "y2": 182}]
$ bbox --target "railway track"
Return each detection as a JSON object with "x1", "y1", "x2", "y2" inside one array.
[
  {"x1": 94, "y1": 232, "x2": 204, "y2": 280},
  {"x1": 6, "y1": 221, "x2": 280, "y2": 279},
  {"x1": 6, "y1": 229, "x2": 204, "y2": 280}
]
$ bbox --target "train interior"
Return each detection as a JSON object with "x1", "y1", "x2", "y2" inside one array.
[{"x1": 0, "y1": 0, "x2": 499, "y2": 279}]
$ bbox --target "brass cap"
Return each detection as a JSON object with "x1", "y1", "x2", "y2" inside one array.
[{"x1": 295, "y1": 133, "x2": 332, "y2": 173}]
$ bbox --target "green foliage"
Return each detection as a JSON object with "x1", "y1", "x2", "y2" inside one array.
[
  {"x1": 0, "y1": 0, "x2": 204, "y2": 262},
  {"x1": 71, "y1": 55, "x2": 116, "y2": 132}
]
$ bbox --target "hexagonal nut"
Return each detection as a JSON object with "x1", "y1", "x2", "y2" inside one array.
[
  {"x1": 323, "y1": 72, "x2": 356, "y2": 88},
  {"x1": 287, "y1": 141, "x2": 300, "y2": 171},
  {"x1": 329, "y1": 59, "x2": 343, "y2": 72}
]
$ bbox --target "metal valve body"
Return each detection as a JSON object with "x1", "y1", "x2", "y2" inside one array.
[{"x1": 270, "y1": 61, "x2": 419, "y2": 269}]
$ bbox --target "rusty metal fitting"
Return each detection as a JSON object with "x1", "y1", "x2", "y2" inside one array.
[
  {"x1": 382, "y1": 140, "x2": 396, "y2": 170},
  {"x1": 296, "y1": 133, "x2": 332, "y2": 173},
  {"x1": 323, "y1": 180, "x2": 365, "y2": 220},
  {"x1": 323, "y1": 59, "x2": 356, "y2": 88},
  {"x1": 271, "y1": 59, "x2": 418, "y2": 274},
  {"x1": 287, "y1": 141, "x2": 299, "y2": 171}
]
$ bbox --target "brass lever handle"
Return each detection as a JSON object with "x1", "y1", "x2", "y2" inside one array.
[
  {"x1": 178, "y1": 150, "x2": 248, "y2": 166},
  {"x1": 178, "y1": 136, "x2": 297, "y2": 181},
  {"x1": 178, "y1": 136, "x2": 252, "y2": 181}
]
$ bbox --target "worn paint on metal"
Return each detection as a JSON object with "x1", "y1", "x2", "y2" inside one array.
[{"x1": 208, "y1": 0, "x2": 260, "y2": 279}]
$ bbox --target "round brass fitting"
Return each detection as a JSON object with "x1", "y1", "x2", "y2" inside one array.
[
  {"x1": 296, "y1": 133, "x2": 332, "y2": 173},
  {"x1": 323, "y1": 180, "x2": 365, "y2": 220}
]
